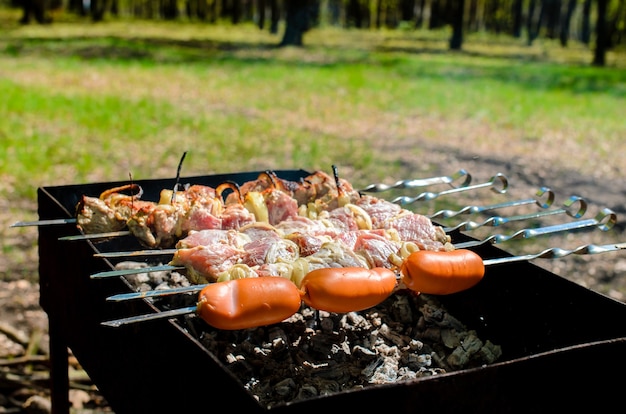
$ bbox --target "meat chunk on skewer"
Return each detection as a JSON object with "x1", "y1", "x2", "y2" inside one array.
[{"x1": 76, "y1": 184, "x2": 152, "y2": 234}]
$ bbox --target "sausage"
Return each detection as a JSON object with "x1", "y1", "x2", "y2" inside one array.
[
  {"x1": 299, "y1": 267, "x2": 397, "y2": 313},
  {"x1": 400, "y1": 249, "x2": 485, "y2": 295},
  {"x1": 196, "y1": 277, "x2": 302, "y2": 330}
]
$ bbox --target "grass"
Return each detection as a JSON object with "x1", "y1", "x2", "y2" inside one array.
[{"x1": 0, "y1": 11, "x2": 625, "y2": 282}]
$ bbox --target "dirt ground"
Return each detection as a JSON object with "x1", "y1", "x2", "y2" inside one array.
[{"x1": 1, "y1": 139, "x2": 625, "y2": 413}]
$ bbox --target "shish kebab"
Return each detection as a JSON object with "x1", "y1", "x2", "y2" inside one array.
[
  {"x1": 91, "y1": 174, "x2": 616, "y2": 330},
  {"x1": 90, "y1": 188, "x2": 615, "y2": 285},
  {"x1": 10, "y1": 167, "x2": 474, "y2": 232},
  {"x1": 85, "y1": 164, "x2": 615, "y2": 293},
  {"x1": 66, "y1": 168, "x2": 504, "y2": 248},
  {"x1": 90, "y1": 168, "x2": 619, "y2": 331},
  {"x1": 101, "y1": 241, "x2": 626, "y2": 330}
]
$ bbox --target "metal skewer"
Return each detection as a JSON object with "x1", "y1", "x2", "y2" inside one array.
[
  {"x1": 59, "y1": 230, "x2": 132, "y2": 241},
  {"x1": 454, "y1": 207, "x2": 617, "y2": 249},
  {"x1": 390, "y1": 173, "x2": 508, "y2": 206},
  {"x1": 428, "y1": 187, "x2": 554, "y2": 220},
  {"x1": 91, "y1": 264, "x2": 184, "y2": 279},
  {"x1": 10, "y1": 218, "x2": 77, "y2": 227},
  {"x1": 100, "y1": 241, "x2": 626, "y2": 328},
  {"x1": 107, "y1": 284, "x2": 206, "y2": 302},
  {"x1": 94, "y1": 249, "x2": 176, "y2": 258},
  {"x1": 443, "y1": 195, "x2": 587, "y2": 233},
  {"x1": 102, "y1": 306, "x2": 198, "y2": 328},
  {"x1": 359, "y1": 169, "x2": 472, "y2": 192}
]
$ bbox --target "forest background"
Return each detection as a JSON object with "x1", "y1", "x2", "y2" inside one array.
[{"x1": 9, "y1": 0, "x2": 626, "y2": 66}]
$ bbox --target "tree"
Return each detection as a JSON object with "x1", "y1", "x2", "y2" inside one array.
[
  {"x1": 280, "y1": 0, "x2": 318, "y2": 46},
  {"x1": 18, "y1": 0, "x2": 52, "y2": 24},
  {"x1": 449, "y1": 0, "x2": 466, "y2": 50},
  {"x1": 559, "y1": 0, "x2": 578, "y2": 46},
  {"x1": 593, "y1": 0, "x2": 609, "y2": 65},
  {"x1": 512, "y1": 0, "x2": 524, "y2": 37}
]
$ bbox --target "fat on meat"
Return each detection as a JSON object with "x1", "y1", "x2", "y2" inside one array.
[
  {"x1": 241, "y1": 234, "x2": 299, "y2": 267},
  {"x1": 352, "y1": 231, "x2": 402, "y2": 268},
  {"x1": 304, "y1": 241, "x2": 369, "y2": 271},
  {"x1": 220, "y1": 203, "x2": 257, "y2": 230},
  {"x1": 383, "y1": 212, "x2": 450, "y2": 251},
  {"x1": 355, "y1": 195, "x2": 403, "y2": 228},
  {"x1": 170, "y1": 244, "x2": 246, "y2": 284},
  {"x1": 175, "y1": 229, "x2": 251, "y2": 249}
]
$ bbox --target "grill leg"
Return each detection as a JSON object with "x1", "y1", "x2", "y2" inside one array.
[{"x1": 49, "y1": 315, "x2": 70, "y2": 414}]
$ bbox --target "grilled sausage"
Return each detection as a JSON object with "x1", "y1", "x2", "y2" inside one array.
[
  {"x1": 299, "y1": 267, "x2": 397, "y2": 313},
  {"x1": 400, "y1": 249, "x2": 485, "y2": 295},
  {"x1": 196, "y1": 277, "x2": 302, "y2": 330}
]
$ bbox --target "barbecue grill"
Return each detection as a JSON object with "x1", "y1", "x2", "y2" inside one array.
[{"x1": 36, "y1": 170, "x2": 626, "y2": 414}]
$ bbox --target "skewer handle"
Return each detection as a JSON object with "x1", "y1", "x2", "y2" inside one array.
[
  {"x1": 391, "y1": 173, "x2": 508, "y2": 206},
  {"x1": 484, "y1": 242, "x2": 626, "y2": 266},
  {"x1": 454, "y1": 208, "x2": 617, "y2": 249},
  {"x1": 428, "y1": 187, "x2": 554, "y2": 220},
  {"x1": 359, "y1": 169, "x2": 471, "y2": 192}
]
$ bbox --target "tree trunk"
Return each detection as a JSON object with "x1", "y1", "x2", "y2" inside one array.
[
  {"x1": 559, "y1": 0, "x2": 577, "y2": 46},
  {"x1": 280, "y1": 0, "x2": 315, "y2": 46},
  {"x1": 527, "y1": 0, "x2": 546, "y2": 45},
  {"x1": 512, "y1": 0, "x2": 523, "y2": 37},
  {"x1": 593, "y1": 0, "x2": 608, "y2": 66},
  {"x1": 429, "y1": 0, "x2": 442, "y2": 29},
  {"x1": 544, "y1": 0, "x2": 561, "y2": 39},
  {"x1": 449, "y1": 0, "x2": 465, "y2": 50},
  {"x1": 581, "y1": 0, "x2": 592, "y2": 44},
  {"x1": 270, "y1": 0, "x2": 280, "y2": 34},
  {"x1": 19, "y1": 0, "x2": 51, "y2": 23},
  {"x1": 258, "y1": 0, "x2": 266, "y2": 29}
]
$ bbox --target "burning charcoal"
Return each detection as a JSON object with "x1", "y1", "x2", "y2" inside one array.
[
  {"x1": 408, "y1": 338, "x2": 424, "y2": 351},
  {"x1": 479, "y1": 340, "x2": 503, "y2": 364},
  {"x1": 396, "y1": 366, "x2": 419, "y2": 382},
  {"x1": 406, "y1": 353, "x2": 432, "y2": 371},
  {"x1": 268, "y1": 327, "x2": 289, "y2": 354},
  {"x1": 339, "y1": 312, "x2": 371, "y2": 331},
  {"x1": 364, "y1": 355, "x2": 400, "y2": 384},
  {"x1": 390, "y1": 294, "x2": 415, "y2": 324},
  {"x1": 440, "y1": 328, "x2": 461, "y2": 348},
  {"x1": 352, "y1": 344, "x2": 376, "y2": 359},
  {"x1": 419, "y1": 302, "x2": 466, "y2": 331},
  {"x1": 319, "y1": 316, "x2": 334, "y2": 333},
  {"x1": 274, "y1": 378, "x2": 297, "y2": 399},
  {"x1": 115, "y1": 261, "x2": 151, "y2": 287},
  {"x1": 225, "y1": 353, "x2": 255, "y2": 377},
  {"x1": 378, "y1": 323, "x2": 410, "y2": 347},
  {"x1": 295, "y1": 385, "x2": 318, "y2": 400},
  {"x1": 446, "y1": 331, "x2": 484, "y2": 369}
]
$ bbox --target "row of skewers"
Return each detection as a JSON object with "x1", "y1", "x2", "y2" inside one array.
[{"x1": 14, "y1": 165, "x2": 626, "y2": 331}]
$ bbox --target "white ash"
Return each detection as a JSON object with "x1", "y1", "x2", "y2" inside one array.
[{"x1": 118, "y1": 265, "x2": 503, "y2": 408}]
